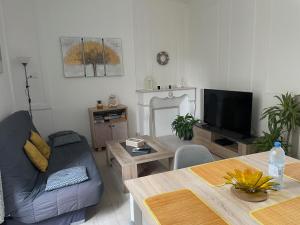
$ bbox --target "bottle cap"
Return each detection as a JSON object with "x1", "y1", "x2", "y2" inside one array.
[{"x1": 274, "y1": 141, "x2": 281, "y2": 148}]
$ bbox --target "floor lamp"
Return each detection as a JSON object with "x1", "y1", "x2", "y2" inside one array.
[{"x1": 18, "y1": 57, "x2": 32, "y2": 119}]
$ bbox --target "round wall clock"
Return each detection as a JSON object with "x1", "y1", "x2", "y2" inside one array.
[{"x1": 157, "y1": 51, "x2": 169, "y2": 65}]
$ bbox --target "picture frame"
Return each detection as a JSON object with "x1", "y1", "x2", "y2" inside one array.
[{"x1": 60, "y1": 36, "x2": 124, "y2": 78}]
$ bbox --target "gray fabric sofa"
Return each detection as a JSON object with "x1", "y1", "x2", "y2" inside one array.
[{"x1": 0, "y1": 111, "x2": 103, "y2": 225}]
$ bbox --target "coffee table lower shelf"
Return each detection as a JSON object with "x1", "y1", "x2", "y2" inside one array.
[{"x1": 106, "y1": 136, "x2": 174, "y2": 192}]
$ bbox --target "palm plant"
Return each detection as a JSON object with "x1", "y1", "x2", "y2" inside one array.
[
  {"x1": 256, "y1": 93, "x2": 300, "y2": 154},
  {"x1": 171, "y1": 114, "x2": 199, "y2": 140}
]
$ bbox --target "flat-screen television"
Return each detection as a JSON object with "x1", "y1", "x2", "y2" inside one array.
[{"x1": 204, "y1": 89, "x2": 253, "y2": 138}]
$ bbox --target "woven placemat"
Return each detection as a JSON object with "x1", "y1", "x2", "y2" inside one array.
[
  {"x1": 144, "y1": 189, "x2": 229, "y2": 225},
  {"x1": 189, "y1": 158, "x2": 258, "y2": 186},
  {"x1": 251, "y1": 196, "x2": 300, "y2": 225},
  {"x1": 285, "y1": 162, "x2": 300, "y2": 182}
]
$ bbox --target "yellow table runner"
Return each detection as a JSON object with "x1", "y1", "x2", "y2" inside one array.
[
  {"x1": 190, "y1": 158, "x2": 258, "y2": 186},
  {"x1": 251, "y1": 196, "x2": 300, "y2": 225},
  {"x1": 285, "y1": 162, "x2": 300, "y2": 182},
  {"x1": 144, "y1": 189, "x2": 229, "y2": 225}
]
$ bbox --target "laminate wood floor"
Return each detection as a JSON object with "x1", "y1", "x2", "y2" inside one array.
[
  {"x1": 83, "y1": 150, "x2": 222, "y2": 225},
  {"x1": 84, "y1": 150, "x2": 131, "y2": 225}
]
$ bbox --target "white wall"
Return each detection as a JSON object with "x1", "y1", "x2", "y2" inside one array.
[
  {"x1": 188, "y1": 0, "x2": 300, "y2": 156},
  {"x1": 3, "y1": 0, "x2": 137, "y2": 141},
  {"x1": 2, "y1": 0, "x2": 190, "y2": 143},
  {"x1": 0, "y1": 0, "x2": 14, "y2": 120},
  {"x1": 133, "y1": 0, "x2": 189, "y2": 89}
]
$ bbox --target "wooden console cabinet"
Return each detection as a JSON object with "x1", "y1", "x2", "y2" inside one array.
[
  {"x1": 192, "y1": 124, "x2": 256, "y2": 159},
  {"x1": 89, "y1": 105, "x2": 128, "y2": 150}
]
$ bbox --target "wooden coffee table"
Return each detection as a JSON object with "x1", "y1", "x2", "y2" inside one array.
[{"x1": 106, "y1": 135, "x2": 174, "y2": 192}]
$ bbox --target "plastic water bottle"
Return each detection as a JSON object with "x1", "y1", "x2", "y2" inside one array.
[{"x1": 268, "y1": 141, "x2": 285, "y2": 190}]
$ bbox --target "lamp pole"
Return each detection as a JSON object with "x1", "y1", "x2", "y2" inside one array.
[{"x1": 21, "y1": 62, "x2": 32, "y2": 119}]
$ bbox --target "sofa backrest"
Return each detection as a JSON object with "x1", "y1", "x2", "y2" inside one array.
[{"x1": 0, "y1": 111, "x2": 39, "y2": 215}]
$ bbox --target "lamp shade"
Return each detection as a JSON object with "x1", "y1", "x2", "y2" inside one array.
[
  {"x1": 0, "y1": 172, "x2": 4, "y2": 224},
  {"x1": 17, "y1": 56, "x2": 31, "y2": 65}
]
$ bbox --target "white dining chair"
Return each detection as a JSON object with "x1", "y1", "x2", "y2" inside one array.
[{"x1": 173, "y1": 145, "x2": 214, "y2": 170}]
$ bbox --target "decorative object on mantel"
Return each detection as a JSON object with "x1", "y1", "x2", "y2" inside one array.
[
  {"x1": 17, "y1": 56, "x2": 33, "y2": 119},
  {"x1": 255, "y1": 92, "x2": 300, "y2": 155},
  {"x1": 144, "y1": 76, "x2": 155, "y2": 90},
  {"x1": 156, "y1": 51, "x2": 169, "y2": 65},
  {"x1": 180, "y1": 77, "x2": 185, "y2": 87},
  {"x1": 224, "y1": 169, "x2": 278, "y2": 202},
  {"x1": 0, "y1": 46, "x2": 3, "y2": 73},
  {"x1": 171, "y1": 114, "x2": 199, "y2": 140},
  {"x1": 60, "y1": 37, "x2": 124, "y2": 78},
  {"x1": 108, "y1": 94, "x2": 119, "y2": 108}
]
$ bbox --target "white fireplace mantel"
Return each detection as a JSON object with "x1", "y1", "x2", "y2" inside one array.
[{"x1": 136, "y1": 87, "x2": 196, "y2": 136}]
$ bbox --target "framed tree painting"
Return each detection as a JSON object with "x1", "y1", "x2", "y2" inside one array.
[
  {"x1": 103, "y1": 38, "x2": 124, "y2": 76},
  {"x1": 83, "y1": 38, "x2": 105, "y2": 77},
  {"x1": 60, "y1": 37, "x2": 124, "y2": 77},
  {"x1": 60, "y1": 37, "x2": 85, "y2": 78}
]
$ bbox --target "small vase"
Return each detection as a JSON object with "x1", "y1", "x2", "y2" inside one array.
[{"x1": 231, "y1": 187, "x2": 268, "y2": 202}]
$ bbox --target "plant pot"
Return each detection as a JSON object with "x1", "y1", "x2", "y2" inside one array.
[
  {"x1": 183, "y1": 136, "x2": 192, "y2": 141},
  {"x1": 231, "y1": 187, "x2": 268, "y2": 202},
  {"x1": 182, "y1": 133, "x2": 193, "y2": 141}
]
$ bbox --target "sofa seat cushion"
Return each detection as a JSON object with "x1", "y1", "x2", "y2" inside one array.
[{"x1": 11, "y1": 136, "x2": 103, "y2": 224}]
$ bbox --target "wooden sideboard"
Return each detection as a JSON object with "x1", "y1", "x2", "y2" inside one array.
[
  {"x1": 89, "y1": 105, "x2": 128, "y2": 150},
  {"x1": 192, "y1": 124, "x2": 256, "y2": 159}
]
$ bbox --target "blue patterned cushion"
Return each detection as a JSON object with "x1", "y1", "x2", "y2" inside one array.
[{"x1": 45, "y1": 167, "x2": 88, "y2": 191}]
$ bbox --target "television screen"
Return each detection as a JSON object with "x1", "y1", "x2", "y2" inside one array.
[{"x1": 204, "y1": 89, "x2": 253, "y2": 137}]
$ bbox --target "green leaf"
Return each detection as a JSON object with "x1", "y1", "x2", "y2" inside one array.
[
  {"x1": 257, "y1": 92, "x2": 300, "y2": 154},
  {"x1": 171, "y1": 113, "x2": 199, "y2": 140}
]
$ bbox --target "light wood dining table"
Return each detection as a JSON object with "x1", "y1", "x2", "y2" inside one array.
[{"x1": 125, "y1": 152, "x2": 300, "y2": 225}]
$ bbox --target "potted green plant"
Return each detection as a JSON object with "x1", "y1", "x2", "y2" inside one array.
[
  {"x1": 256, "y1": 93, "x2": 300, "y2": 154},
  {"x1": 171, "y1": 114, "x2": 199, "y2": 140}
]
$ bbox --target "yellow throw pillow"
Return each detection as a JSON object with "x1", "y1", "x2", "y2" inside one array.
[
  {"x1": 30, "y1": 131, "x2": 51, "y2": 159},
  {"x1": 24, "y1": 140, "x2": 48, "y2": 172}
]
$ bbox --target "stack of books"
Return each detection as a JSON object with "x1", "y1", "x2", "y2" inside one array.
[{"x1": 126, "y1": 138, "x2": 151, "y2": 154}]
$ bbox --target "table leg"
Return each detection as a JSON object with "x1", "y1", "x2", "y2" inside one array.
[
  {"x1": 130, "y1": 194, "x2": 142, "y2": 225},
  {"x1": 106, "y1": 148, "x2": 112, "y2": 166},
  {"x1": 122, "y1": 164, "x2": 138, "y2": 193},
  {"x1": 169, "y1": 157, "x2": 174, "y2": 170}
]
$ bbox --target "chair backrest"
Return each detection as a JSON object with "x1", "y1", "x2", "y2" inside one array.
[{"x1": 173, "y1": 145, "x2": 214, "y2": 170}]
